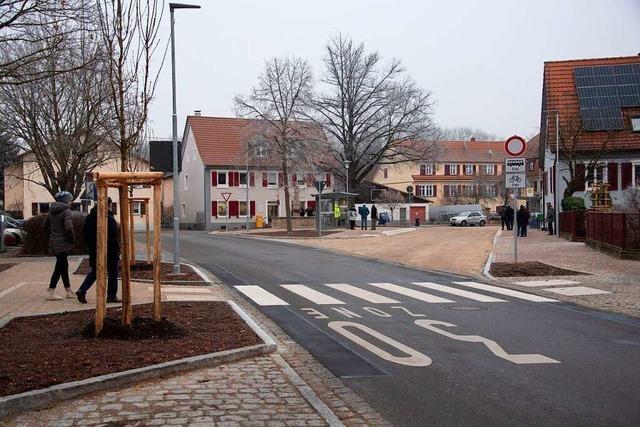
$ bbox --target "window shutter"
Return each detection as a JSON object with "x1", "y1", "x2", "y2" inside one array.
[
  {"x1": 551, "y1": 165, "x2": 556, "y2": 193},
  {"x1": 326, "y1": 173, "x2": 332, "y2": 187},
  {"x1": 250, "y1": 201, "x2": 256, "y2": 217},
  {"x1": 278, "y1": 172, "x2": 284, "y2": 186},
  {"x1": 211, "y1": 171, "x2": 217, "y2": 186},
  {"x1": 249, "y1": 172, "x2": 255, "y2": 187},
  {"x1": 420, "y1": 165, "x2": 426, "y2": 175},
  {"x1": 231, "y1": 172, "x2": 237, "y2": 186},
  {"x1": 306, "y1": 173, "x2": 314, "y2": 186},
  {"x1": 229, "y1": 201, "x2": 239, "y2": 217},
  {"x1": 211, "y1": 201, "x2": 217, "y2": 217},
  {"x1": 433, "y1": 185, "x2": 437, "y2": 197},
  {"x1": 140, "y1": 202, "x2": 146, "y2": 215},
  {"x1": 473, "y1": 165, "x2": 477, "y2": 175},
  {"x1": 621, "y1": 162, "x2": 632, "y2": 189},
  {"x1": 607, "y1": 163, "x2": 618, "y2": 191},
  {"x1": 575, "y1": 163, "x2": 586, "y2": 191},
  {"x1": 292, "y1": 174, "x2": 297, "y2": 185},
  {"x1": 493, "y1": 165, "x2": 497, "y2": 175},
  {"x1": 444, "y1": 185, "x2": 450, "y2": 196},
  {"x1": 262, "y1": 172, "x2": 268, "y2": 187},
  {"x1": 444, "y1": 165, "x2": 450, "y2": 175}
]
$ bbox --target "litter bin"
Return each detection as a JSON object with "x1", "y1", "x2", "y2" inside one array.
[{"x1": 256, "y1": 215, "x2": 264, "y2": 229}]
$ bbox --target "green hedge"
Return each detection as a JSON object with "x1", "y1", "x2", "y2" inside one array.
[
  {"x1": 561, "y1": 196, "x2": 586, "y2": 212},
  {"x1": 22, "y1": 212, "x2": 88, "y2": 255}
]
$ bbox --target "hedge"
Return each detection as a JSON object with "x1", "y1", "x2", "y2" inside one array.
[{"x1": 22, "y1": 212, "x2": 88, "y2": 256}]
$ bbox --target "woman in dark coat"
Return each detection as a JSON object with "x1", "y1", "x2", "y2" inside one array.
[
  {"x1": 43, "y1": 191, "x2": 75, "y2": 300},
  {"x1": 516, "y1": 205, "x2": 530, "y2": 237}
]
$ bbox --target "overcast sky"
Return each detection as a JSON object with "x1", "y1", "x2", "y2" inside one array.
[{"x1": 147, "y1": 0, "x2": 640, "y2": 142}]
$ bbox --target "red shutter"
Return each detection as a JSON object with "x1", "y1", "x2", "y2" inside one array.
[
  {"x1": 278, "y1": 172, "x2": 284, "y2": 186},
  {"x1": 444, "y1": 185, "x2": 450, "y2": 196},
  {"x1": 575, "y1": 163, "x2": 586, "y2": 191},
  {"x1": 607, "y1": 163, "x2": 618, "y2": 191},
  {"x1": 493, "y1": 165, "x2": 498, "y2": 175},
  {"x1": 211, "y1": 171, "x2": 217, "y2": 186},
  {"x1": 250, "y1": 201, "x2": 256, "y2": 217},
  {"x1": 420, "y1": 165, "x2": 426, "y2": 175},
  {"x1": 262, "y1": 172, "x2": 268, "y2": 187},
  {"x1": 211, "y1": 201, "x2": 217, "y2": 217},
  {"x1": 234, "y1": 172, "x2": 240, "y2": 186},
  {"x1": 292, "y1": 174, "x2": 297, "y2": 185},
  {"x1": 307, "y1": 173, "x2": 314, "y2": 186},
  {"x1": 307, "y1": 200, "x2": 316, "y2": 209},
  {"x1": 444, "y1": 165, "x2": 450, "y2": 175},
  {"x1": 229, "y1": 201, "x2": 239, "y2": 217},
  {"x1": 551, "y1": 165, "x2": 556, "y2": 193},
  {"x1": 621, "y1": 162, "x2": 632, "y2": 190},
  {"x1": 433, "y1": 185, "x2": 437, "y2": 197},
  {"x1": 473, "y1": 165, "x2": 477, "y2": 175},
  {"x1": 249, "y1": 172, "x2": 255, "y2": 187},
  {"x1": 326, "y1": 173, "x2": 332, "y2": 187}
]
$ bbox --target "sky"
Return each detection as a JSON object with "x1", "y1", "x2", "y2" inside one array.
[{"x1": 147, "y1": 0, "x2": 640, "y2": 142}]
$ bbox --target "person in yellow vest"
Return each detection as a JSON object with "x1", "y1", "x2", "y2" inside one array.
[{"x1": 333, "y1": 203, "x2": 341, "y2": 225}]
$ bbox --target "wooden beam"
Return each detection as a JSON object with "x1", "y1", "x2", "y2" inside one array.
[
  {"x1": 119, "y1": 185, "x2": 132, "y2": 326},
  {"x1": 94, "y1": 171, "x2": 163, "y2": 180},
  {"x1": 95, "y1": 183, "x2": 108, "y2": 336},
  {"x1": 129, "y1": 199, "x2": 135, "y2": 265},
  {"x1": 153, "y1": 183, "x2": 162, "y2": 321},
  {"x1": 145, "y1": 200, "x2": 151, "y2": 263}
]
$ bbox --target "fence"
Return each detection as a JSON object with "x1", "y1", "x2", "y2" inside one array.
[
  {"x1": 585, "y1": 211, "x2": 640, "y2": 259},
  {"x1": 558, "y1": 210, "x2": 586, "y2": 242}
]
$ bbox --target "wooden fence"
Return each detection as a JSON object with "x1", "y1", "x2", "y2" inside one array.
[
  {"x1": 585, "y1": 211, "x2": 640, "y2": 260},
  {"x1": 558, "y1": 210, "x2": 586, "y2": 242}
]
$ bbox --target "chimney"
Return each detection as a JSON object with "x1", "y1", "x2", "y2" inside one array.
[
  {"x1": 470, "y1": 137, "x2": 476, "y2": 142},
  {"x1": 488, "y1": 149, "x2": 493, "y2": 157},
  {"x1": 194, "y1": 110, "x2": 201, "y2": 117}
]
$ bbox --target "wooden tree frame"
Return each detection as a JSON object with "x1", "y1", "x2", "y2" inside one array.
[
  {"x1": 128, "y1": 197, "x2": 151, "y2": 264},
  {"x1": 93, "y1": 172, "x2": 163, "y2": 335}
]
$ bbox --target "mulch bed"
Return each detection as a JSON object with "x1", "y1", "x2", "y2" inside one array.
[
  {"x1": 0, "y1": 263, "x2": 18, "y2": 273},
  {"x1": 74, "y1": 259, "x2": 204, "y2": 282},
  {"x1": 249, "y1": 230, "x2": 342, "y2": 238},
  {"x1": 490, "y1": 261, "x2": 589, "y2": 277},
  {"x1": 0, "y1": 302, "x2": 261, "y2": 397}
]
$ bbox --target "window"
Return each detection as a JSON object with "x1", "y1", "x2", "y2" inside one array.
[
  {"x1": 239, "y1": 201, "x2": 248, "y2": 216},
  {"x1": 448, "y1": 164, "x2": 458, "y2": 175},
  {"x1": 484, "y1": 184, "x2": 497, "y2": 196},
  {"x1": 296, "y1": 173, "x2": 306, "y2": 186},
  {"x1": 482, "y1": 164, "x2": 494, "y2": 175},
  {"x1": 416, "y1": 185, "x2": 434, "y2": 197},
  {"x1": 217, "y1": 201, "x2": 227, "y2": 217},
  {"x1": 181, "y1": 203, "x2": 186, "y2": 218},
  {"x1": 634, "y1": 163, "x2": 640, "y2": 188},
  {"x1": 586, "y1": 164, "x2": 607, "y2": 189},
  {"x1": 192, "y1": 148, "x2": 196, "y2": 161},
  {"x1": 217, "y1": 171, "x2": 228, "y2": 186},
  {"x1": 256, "y1": 144, "x2": 267, "y2": 158},
  {"x1": 39, "y1": 202, "x2": 49, "y2": 213},
  {"x1": 464, "y1": 165, "x2": 474, "y2": 176},
  {"x1": 631, "y1": 116, "x2": 640, "y2": 132},
  {"x1": 31, "y1": 203, "x2": 38, "y2": 216},
  {"x1": 529, "y1": 161, "x2": 535, "y2": 171},
  {"x1": 383, "y1": 168, "x2": 388, "y2": 179},
  {"x1": 420, "y1": 164, "x2": 435, "y2": 175},
  {"x1": 239, "y1": 172, "x2": 248, "y2": 187},
  {"x1": 267, "y1": 171, "x2": 278, "y2": 187},
  {"x1": 133, "y1": 201, "x2": 142, "y2": 215},
  {"x1": 184, "y1": 174, "x2": 189, "y2": 190}
]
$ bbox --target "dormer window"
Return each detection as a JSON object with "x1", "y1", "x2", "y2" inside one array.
[{"x1": 632, "y1": 116, "x2": 640, "y2": 132}]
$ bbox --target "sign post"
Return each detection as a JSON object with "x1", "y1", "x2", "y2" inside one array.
[
  {"x1": 504, "y1": 136, "x2": 527, "y2": 264},
  {"x1": 221, "y1": 192, "x2": 232, "y2": 231}
]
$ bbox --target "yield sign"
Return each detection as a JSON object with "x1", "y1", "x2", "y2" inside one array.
[{"x1": 221, "y1": 192, "x2": 232, "y2": 201}]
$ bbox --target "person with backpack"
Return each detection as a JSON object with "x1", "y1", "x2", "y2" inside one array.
[
  {"x1": 43, "y1": 191, "x2": 76, "y2": 300},
  {"x1": 358, "y1": 204, "x2": 370, "y2": 230}
]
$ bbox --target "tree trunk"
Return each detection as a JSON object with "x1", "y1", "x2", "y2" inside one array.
[{"x1": 282, "y1": 159, "x2": 292, "y2": 233}]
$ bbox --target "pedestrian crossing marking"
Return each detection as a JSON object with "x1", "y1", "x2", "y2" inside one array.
[
  {"x1": 281, "y1": 284, "x2": 345, "y2": 305},
  {"x1": 235, "y1": 285, "x2": 289, "y2": 306},
  {"x1": 542, "y1": 286, "x2": 611, "y2": 296},
  {"x1": 412, "y1": 282, "x2": 507, "y2": 303},
  {"x1": 368, "y1": 283, "x2": 455, "y2": 304},
  {"x1": 324, "y1": 283, "x2": 401, "y2": 304},
  {"x1": 453, "y1": 282, "x2": 558, "y2": 302},
  {"x1": 513, "y1": 279, "x2": 580, "y2": 287}
]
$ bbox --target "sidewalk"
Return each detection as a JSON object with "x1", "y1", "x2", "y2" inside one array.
[
  {"x1": 0, "y1": 257, "x2": 387, "y2": 426},
  {"x1": 490, "y1": 229, "x2": 640, "y2": 317}
]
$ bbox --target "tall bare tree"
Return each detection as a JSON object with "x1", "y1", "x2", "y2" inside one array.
[
  {"x1": 95, "y1": 0, "x2": 164, "y2": 171},
  {"x1": 440, "y1": 126, "x2": 500, "y2": 141},
  {"x1": 235, "y1": 57, "x2": 315, "y2": 233},
  {"x1": 312, "y1": 35, "x2": 440, "y2": 196}
]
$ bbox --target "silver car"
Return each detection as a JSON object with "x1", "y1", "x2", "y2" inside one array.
[{"x1": 449, "y1": 211, "x2": 487, "y2": 227}]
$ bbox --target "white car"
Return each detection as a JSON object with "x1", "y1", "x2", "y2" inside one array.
[{"x1": 449, "y1": 211, "x2": 487, "y2": 227}]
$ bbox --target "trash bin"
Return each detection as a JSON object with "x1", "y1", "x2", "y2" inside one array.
[
  {"x1": 415, "y1": 217, "x2": 420, "y2": 227},
  {"x1": 256, "y1": 215, "x2": 264, "y2": 229}
]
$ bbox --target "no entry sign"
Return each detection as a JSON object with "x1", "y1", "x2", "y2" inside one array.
[{"x1": 505, "y1": 135, "x2": 526, "y2": 156}]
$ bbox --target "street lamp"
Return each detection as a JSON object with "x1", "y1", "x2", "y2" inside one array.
[
  {"x1": 169, "y1": 2, "x2": 200, "y2": 274},
  {"x1": 314, "y1": 172, "x2": 326, "y2": 237},
  {"x1": 343, "y1": 160, "x2": 350, "y2": 229}
]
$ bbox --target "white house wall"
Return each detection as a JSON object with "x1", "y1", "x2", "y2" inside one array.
[{"x1": 179, "y1": 127, "x2": 205, "y2": 228}]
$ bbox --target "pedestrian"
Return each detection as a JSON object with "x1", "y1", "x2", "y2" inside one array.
[
  {"x1": 499, "y1": 206, "x2": 506, "y2": 231},
  {"x1": 348, "y1": 206, "x2": 358, "y2": 230},
  {"x1": 76, "y1": 198, "x2": 121, "y2": 304},
  {"x1": 371, "y1": 204, "x2": 378, "y2": 230},
  {"x1": 358, "y1": 204, "x2": 370, "y2": 230},
  {"x1": 546, "y1": 202, "x2": 555, "y2": 235},
  {"x1": 516, "y1": 205, "x2": 530, "y2": 237},
  {"x1": 43, "y1": 191, "x2": 76, "y2": 300},
  {"x1": 504, "y1": 205, "x2": 515, "y2": 231}
]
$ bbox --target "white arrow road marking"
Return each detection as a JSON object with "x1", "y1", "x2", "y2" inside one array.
[
  {"x1": 369, "y1": 283, "x2": 455, "y2": 303},
  {"x1": 412, "y1": 282, "x2": 507, "y2": 303},
  {"x1": 281, "y1": 285, "x2": 345, "y2": 305},
  {"x1": 415, "y1": 319, "x2": 560, "y2": 364},
  {"x1": 453, "y1": 281, "x2": 558, "y2": 302},
  {"x1": 325, "y1": 283, "x2": 401, "y2": 304},
  {"x1": 235, "y1": 285, "x2": 289, "y2": 306},
  {"x1": 328, "y1": 321, "x2": 431, "y2": 367}
]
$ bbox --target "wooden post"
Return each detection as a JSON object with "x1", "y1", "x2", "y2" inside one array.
[
  {"x1": 95, "y1": 183, "x2": 108, "y2": 335},
  {"x1": 129, "y1": 199, "x2": 135, "y2": 265},
  {"x1": 153, "y1": 183, "x2": 162, "y2": 321},
  {"x1": 145, "y1": 200, "x2": 151, "y2": 263},
  {"x1": 119, "y1": 185, "x2": 132, "y2": 326}
]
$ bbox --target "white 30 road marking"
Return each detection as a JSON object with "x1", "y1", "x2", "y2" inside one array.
[
  {"x1": 415, "y1": 319, "x2": 560, "y2": 364},
  {"x1": 324, "y1": 283, "x2": 401, "y2": 304},
  {"x1": 235, "y1": 285, "x2": 288, "y2": 306},
  {"x1": 328, "y1": 321, "x2": 431, "y2": 367},
  {"x1": 412, "y1": 282, "x2": 507, "y2": 303},
  {"x1": 453, "y1": 281, "x2": 558, "y2": 302},
  {"x1": 369, "y1": 283, "x2": 454, "y2": 303},
  {"x1": 281, "y1": 285, "x2": 345, "y2": 305}
]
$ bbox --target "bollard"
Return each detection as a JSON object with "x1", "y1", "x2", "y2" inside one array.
[{"x1": 415, "y1": 217, "x2": 420, "y2": 227}]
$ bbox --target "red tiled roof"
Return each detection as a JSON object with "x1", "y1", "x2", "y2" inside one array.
[
  {"x1": 542, "y1": 55, "x2": 640, "y2": 152},
  {"x1": 437, "y1": 140, "x2": 508, "y2": 163},
  {"x1": 523, "y1": 134, "x2": 539, "y2": 159},
  {"x1": 185, "y1": 116, "x2": 252, "y2": 166}
]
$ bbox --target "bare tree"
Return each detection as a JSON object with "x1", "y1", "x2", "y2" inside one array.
[
  {"x1": 440, "y1": 126, "x2": 500, "y2": 141},
  {"x1": 95, "y1": 0, "x2": 164, "y2": 172},
  {"x1": 312, "y1": 35, "x2": 440, "y2": 196},
  {"x1": 235, "y1": 57, "x2": 315, "y2": 233},
  {"x1": 379, "y1": 190, "x2": 403, "y2": 222}
]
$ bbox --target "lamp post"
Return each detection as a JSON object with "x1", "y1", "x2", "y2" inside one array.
[
  {"x1": 169, "y1": 2, "x2": 200, "y2": 274},
  {"x1": 314, "y1": 172, "x2": 326, "y2": 237},
  {"x1": 343, "y1": 160, "x2": 350, "y2": 229}
]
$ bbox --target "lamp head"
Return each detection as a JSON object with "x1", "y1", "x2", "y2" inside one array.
[{"x1": 170, "y1": 3, "x2": 201, "y2": 11}]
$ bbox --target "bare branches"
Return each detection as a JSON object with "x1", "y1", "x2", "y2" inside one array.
[{"x1": 440, "y1": 126, "x2": 500, "y2": 141}]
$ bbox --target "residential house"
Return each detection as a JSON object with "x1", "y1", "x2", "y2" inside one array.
[
  {"x1": 522, "y1": 134, "x2": 543, "y2": 213},
  {"x1": 179, "y1": 114, "x2": 334, "y2": 230},
  {"x1": 540, "y1": 55, "x2": 640, "y2": 212},
  {"x1": 373, "y1": 139, "x2": 508, "y2": 212}
]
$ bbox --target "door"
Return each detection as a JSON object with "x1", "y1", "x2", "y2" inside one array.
[
  {"x1": 410, "y1": 206, "x2": 426, "y2": 223},
  {"x1": 267, "y1": 202, "x2": 279, "y2": 224}
]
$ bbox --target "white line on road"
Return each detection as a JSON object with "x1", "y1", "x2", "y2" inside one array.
[
  {"x1": 281, "y1": 285, "x2": 345, "y2": 305},
  {"x1": 542, "y1": 286, "x2": 611, "y2": 296},
  {"x1": 0, "y1": 282, "x2": 27, "y2": 299},
  {"x1": 324, "y1": 283, "x2": 401, "y2": 304},
  {"x1": 513, "y1": 279, "x2": 580, "y2": 287},
  {"x1": 235, "y1": 285, "x2": 289, "y2": 306},
  {"x1": 368, "y1": 283, "x2": 455, "y2": 304},
  {"x1": 453, "y1": 282, "x2": 558, "y2": 302},
  {"x1": 412, "y1": 282, "x2": 507, "y2": 303}
]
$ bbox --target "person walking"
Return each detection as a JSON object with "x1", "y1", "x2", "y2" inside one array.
[
  {"x1": 43, "y1": 191, "x2": 76, "y2": 300},
  {"x1": 358, "y1": 204, "x2": 370, "y2": 230},
  {"x1": 516, "y1": 205, "x2": 530, "y2": 237},
  {"x1": 546, "y1": 202, "x2": 555, "y2": 235},
  {"x1": 371, "y1": 204, "x2": 378, "y2": 230},
  {"x1": 348, "y1": 206, "x2": 358, "y2": 230},
  {"x1": 499, "y1": 206, "x2": 506, "y2": 231},
  {"x1": 505, "y1": 205, "x2": 515, "y2": 231},
  {"x1": 76, "y1": 198, "x2": 121, "y2": 304}
]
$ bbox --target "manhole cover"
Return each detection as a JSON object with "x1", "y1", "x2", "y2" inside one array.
[{"x1": 442, "y1": 305, "x2": 487, "y2": 312}]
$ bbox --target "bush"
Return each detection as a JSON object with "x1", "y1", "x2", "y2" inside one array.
[
  {"x1": 561, "y1": 196, "x2": 586, "y2": 212},
  {"x1": 21, "y1": 212, "x2": 88, "y2": 255}
]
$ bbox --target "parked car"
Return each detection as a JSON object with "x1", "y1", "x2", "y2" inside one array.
[
  {"x1": 3, "y1": 227, "x2": 24, "y2": 245},
  {"x1": 449, "y1": 211, "x2": 487, "y2": 227},
  {"x1": 378, "y1": 212, "x2": 390, "y2": 226},
  {"x1": 0, "y1": 210, "x2": 24, "y2": 228}
]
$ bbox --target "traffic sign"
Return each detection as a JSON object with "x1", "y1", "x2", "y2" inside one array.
[
  {"x1": 505, "y1": 173, "x2": 526, "y2": 189},
  {"x1": 505, "y1": 135, "x2": 526, "y2": 156},
  {"x1": 221, "y1": 192, "x2": 232, "y2": 201},
  {"x1": 505, "y1": 157, "x2": 526, "y2": 173}
]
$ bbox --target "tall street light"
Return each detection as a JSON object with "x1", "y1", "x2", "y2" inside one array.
[
  {"x1": 343, "y1": 160, "x2": 350, "y2": 229},
  {"x1": 170, "y1": 2, "x2": 200, "y2": 274}
]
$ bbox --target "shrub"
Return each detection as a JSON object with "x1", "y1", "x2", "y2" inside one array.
[
  {"x1": 22, "y1": 212, "x2": 88, "y2": 255},
  {"x1": 561, "y1": 196, "x2": 586, "y2": 212}
]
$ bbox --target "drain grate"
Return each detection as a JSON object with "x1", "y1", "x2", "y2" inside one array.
[{"x1": 442, "y1": 305, "x2": 487, "y2": 312}]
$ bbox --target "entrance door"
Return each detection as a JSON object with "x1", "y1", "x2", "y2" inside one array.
[
  {"x1": 410, "y1": 206, "x2": 426, "y2": 223},
  {"x1": 267, "y1": 202, "x2": 279, "y2": 224}
]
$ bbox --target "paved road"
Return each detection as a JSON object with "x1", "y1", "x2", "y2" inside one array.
[{"x1": 164, "y1": 231, "x2": 640, "y2": 426}]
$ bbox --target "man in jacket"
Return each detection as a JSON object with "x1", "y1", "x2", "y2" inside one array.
[
  {"x1": 370, "y1": 204, "x2": 378, "y2": 230},
  {"x1": 504, "y1": 205, "x2": 515, "y2": 231},
  {"x1": 43, "y1": 191, "x2": 76, "y2": 300},
  {"x1": 76, "y1": 198, "x2": 121, "y2": 303},
  {"x1": 358, "y1": 204, "x2": 370, "y2": 230},
  {"x1": 516, "y1": 205, "x2": 530, "y2": 237},
  {"x1": 546, "y1": 202, "x2": 555, "y2": 235}
]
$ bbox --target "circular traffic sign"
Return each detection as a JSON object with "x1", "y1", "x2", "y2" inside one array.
[{"x1": 505, "y1": 135, "x2": 526, "y2": 156}]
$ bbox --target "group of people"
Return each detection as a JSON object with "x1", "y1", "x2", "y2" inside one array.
[
  {"x1": 348, "y1": 204, "x2": 378, "y2": 230},
  {"x1": 499, "y1": 204, "x2": 532, "y2": 237},
  {"x1": 44, "y1": 191, "x2": 121, "y2": 303}
]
